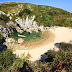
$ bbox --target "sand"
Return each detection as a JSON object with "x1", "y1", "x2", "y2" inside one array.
[{"x1": 13, "y1": 27, "x2": 72, "y2": 62}]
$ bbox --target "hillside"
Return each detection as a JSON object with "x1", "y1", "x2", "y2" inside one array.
[
  {"x1": 0, "y1": 2, "x2": 72, "y2": 39},
  {"x1": 0, "y1": 2, "x2": 72, "y2": 26}
]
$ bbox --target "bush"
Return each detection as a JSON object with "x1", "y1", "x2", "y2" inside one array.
[
  {"x1": 50, "y1": 42, "x2": 72, "y2": 72},
  {"x1": 58, "y1": 42, "x2": 72, "y2": 51},
  {"x1": 45, "y1": 50, "x2": 56, "y2": 62},
  {"x1": 18, "y1": 9, "x2": 31, "y2": 17},
  {"x1": 0, "y1": 49, "x2": 16, "y2": 70},
  {"x1": 43, "y1": 14, "x2": 53, "y2": 27},
  {"x1": 0, "y1": 33, "x2": 3, "y2": 40},
  {"x1": 0, "y1": 14, "x2": 9, "y2": 22}
]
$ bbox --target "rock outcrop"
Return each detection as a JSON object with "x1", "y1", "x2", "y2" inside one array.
[
  {"x1": 15, "y1": 15, "x2": 38, "y2": 29},
  {"x1": 0, "y1": 11, "x2": 6, "y2": 15},
  {"x1": 18, "y1": 38, "x2": 24, "y2": 44}
]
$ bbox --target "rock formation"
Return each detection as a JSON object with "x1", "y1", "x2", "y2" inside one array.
[{"x1": 18, "y1": 38, "x2": 24, "y2": 44}]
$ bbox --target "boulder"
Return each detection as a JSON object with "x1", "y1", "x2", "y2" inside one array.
[
  {"x1": 16, "y1": 29, "x2": 24, "y2": 33},
  {"x1": 38, "y1": 25, "x2": 44, "y2": 32},
  {"x1": 34, "y1": 28, "x2": 39, "y2": 33},
  {"x1": 0, "y1": 11, "x2": 6, "y2": 15},
  {"x1": 18, "y1": 38, "x2": 24, "y2": 44},
  {"x1": 6, "y1": 38, "x2": 15, "y2": 43},
  {"x1": 26, "y1": 29, "x2": 32, "y2": 33},
  {"x1": 18, "y1": 34, "x2": 26, "y2": 37}
]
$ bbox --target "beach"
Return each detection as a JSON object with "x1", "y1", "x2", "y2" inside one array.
[{"x1": 13, "y1": 27, "x2": 72, "y2": 62}]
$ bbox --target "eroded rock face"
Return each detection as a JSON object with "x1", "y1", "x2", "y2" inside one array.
[
  {"x1": 5, "y1": 38, "x2": 15, "y2": 49},
  {"x1": 1, "y1": 27, "x2": 9, "y2": 38},
  {"x1": 18, "y1": 38, "x2": 24, "y2": 44},
  {"x1": 15, "y1": 15, "x2": 38, "y2": 29}
]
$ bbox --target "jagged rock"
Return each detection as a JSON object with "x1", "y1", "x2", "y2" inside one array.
[
  {"x1": 7, "y1": 21, "x2": 15, "y2": 27},
  {"x1": 0, "y1": 11, "x2": 6, "y2": 15},
  {"x1": 18, "y1": 38, "x2": 24, "y2": 44},
  {"x1": 6, "y1": 38, "x2": 15, "y2": 43},
  {"x1": 7, "y1": 13, "x2": 13, "y2": 16},
  {"x1": 9, "y1": 16, "x2": 12, "y2": 20},
  {"x1": 38, "y1": 25, "x2": 44, "y2": 32},
  {"x1": 45, "y1": 27, "x2": 49, "y2": 30},
  {"x1": 1, "y1": 27, "x2": 9, "y2": 38},
  {"x1": 18, "y1": 4, "x2": 23, "y2": 8},
  {"x1": 18, "y1": 34, "x2": 26, "y2": 37},
  {"x1": 34, "y1": 28, "x2": 39, "y2": 33},
  {"x1": 15, "y1": 15, "x2": 38, "y2": 29},
  {"x1": 17, "y1": 29, "x2": 24, "y2": 33},
  {"x1": 26, "y1": 29, "x2": 32, "y2": 33}
]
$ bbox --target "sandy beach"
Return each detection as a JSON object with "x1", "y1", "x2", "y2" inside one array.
[{"x1": 13, "y1": 27, "x2": 72, "y2": 62}]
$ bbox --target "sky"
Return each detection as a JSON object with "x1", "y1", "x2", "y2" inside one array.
[{"x1": 0, "y1": 0, "x2": 72, "y2": 13}]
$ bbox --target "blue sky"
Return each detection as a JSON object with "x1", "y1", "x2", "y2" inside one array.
[{"x1": 0, "y1": 0, "x2": 72, "y2": 13}]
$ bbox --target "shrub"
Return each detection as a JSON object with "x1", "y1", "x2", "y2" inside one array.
[
  {"x1": 50, "y1": 42, "x2": 72, "y2": 72},
  {"x1": 58, "y1": 42, "x2": 72, "y2": 51},
  {"x1": 45, "y1": 50, "x2": 56, "y2": 62},
  {"x1": 0, "y1": 49, "x2": 16, "y2": 70},
  {"x1": 18, "y1": 9, "x2": 31, "y2": 17},
  {"x1": 0, "y1": 14, "x2": 9, "y2": 22},
  {"x1": 0, "y1": 33, "x2": 3, "y2": 40},
  {"x1": 43, "y1": 14, "x2": 53, "y2": 27}
]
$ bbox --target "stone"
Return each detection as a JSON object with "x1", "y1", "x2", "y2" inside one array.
[
  {"x1": 18, "y1": 38, "x2": 24, "y2": 44},
  {"x1": 18, "y1": 34, "x2": 26, "y2": 37},
  {"x1": 1, "y1": 27, "x2": 9, "y2": 38},
  {"x1": 38, "y1": 25, "x2": 44, "y2": 32},
  {"x1": 34, "y1": 28, "x2": 39, "y2": 33},
  {"x1": 17, "y1": 29, "x2": 24, "y2": 33},
  {"x1": 6, "y1": 38, "x2": 15, "y2": 43},
  {"x1": 0, "y1": 11, "x2": 6, "y2": 15},
  {"x1": 9, "y1": 16, "x2": 12, "y2": 20},
  {"x1": 7, "y1": 21, "x2": 15, "y2": 26}
]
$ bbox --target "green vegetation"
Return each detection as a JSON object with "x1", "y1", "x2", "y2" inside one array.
[
  {"x1": 43, "y1": 14, "x2": 53, "y2": 26},
  {"x1": 67, "y1": 18, "x2": 72, "y2": 22},
  {"x1": 0, "y1": 49, "x2": 30, "y2": 72},
  {"x1": 18, "y1": 8, "x2": 31, "y2": 17},
  {"x1": 0, "y1": 42, "x2": 72, "y2": 72},
  {"x1": 0, "y1": 14, "x2": 9, "y2": 22},
  {"x1": 9, "y1": 30, "x2": 43, "y2": 42},
  {"x1": 0, "y1": 50, "x2": 16, "y2": 71},
  {"x1": 0, "y1": 33, "x2": 3, "y2": 40},
  {"x1": 0, "y1": 2, "x2": 72, "y2": 27},
  {"x1": 0, "y1": 14, "x2": 9, "y2": 27},
  {"x1": 30, "y1": 42, "x2": 72, "y2": 72}
]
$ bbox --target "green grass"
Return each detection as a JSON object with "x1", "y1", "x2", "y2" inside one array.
[
  {"x1": 67, "y1": 18, "x2": 72, "y2": 21},
  {"x1": 9, "y1": 31, "x2": 44, "y2": 42}
]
